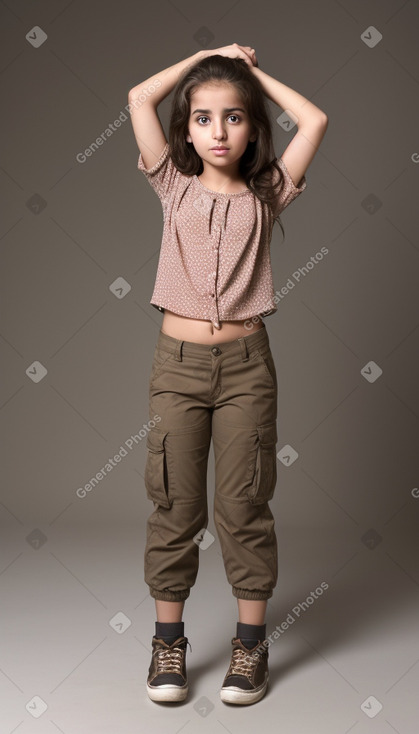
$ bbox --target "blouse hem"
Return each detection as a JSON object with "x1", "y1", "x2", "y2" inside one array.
[{"x1": 150, "y1": 301, "x2": 277, "y2": 322}]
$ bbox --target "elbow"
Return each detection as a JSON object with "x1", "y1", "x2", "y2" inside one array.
[
  {"x1": 298, "y1": 111, "x2": 329, "y2": 135},
  {"x1": 128, "y1": 85, "x2": 143, "y2": 101},
  {"x1": 312, "y1": 113, "x2": 329, "y2": 136},
  {"x1": 312, "y1": 111, "x2": 329, "y2": 129},
  {"x1": 319, "y1": 112, "x2": 329, "y2": 128}
]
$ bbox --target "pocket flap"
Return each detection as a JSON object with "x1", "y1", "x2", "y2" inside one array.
[
  {"x1": 257, "y1": 421, "x2": 277, "y2": 447},
  {"x1": 146, "y1": 426, "x2": 167, "y2": 452},
  {"x1": 247, "y1": 421, "x2": 278, "y2": 505},
  {"x1": 144, "y1": 426, "x2": 171, "y2": 509}
]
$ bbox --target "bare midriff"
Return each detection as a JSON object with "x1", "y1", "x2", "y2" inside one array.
[{"x1": 161, "y1": 309, "x2": 264, "y2": 345}]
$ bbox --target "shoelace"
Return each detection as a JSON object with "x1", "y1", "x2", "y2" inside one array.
[
  {"x1": 229, "y1": 647, "x2": 260, "y2": 678},
  {"x1": 155, "y1": 640, "x2": 192, "y2": 674}
]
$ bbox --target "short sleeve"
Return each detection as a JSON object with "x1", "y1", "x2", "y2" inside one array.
[
  {"x1": 137, "y1": 142, "x2": 180, "y2": 205},
  {"x1": 272, "y1": 157, "x2": 307, "y2": 217}
]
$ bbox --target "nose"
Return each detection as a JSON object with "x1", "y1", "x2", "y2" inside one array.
[{"x1": 212, "y1": 118, "x2": 227, "y2": 140}]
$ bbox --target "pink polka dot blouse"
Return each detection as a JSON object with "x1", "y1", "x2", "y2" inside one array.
[{"x1": 138, "y1": 142, "x2": 307, "y2": 329}]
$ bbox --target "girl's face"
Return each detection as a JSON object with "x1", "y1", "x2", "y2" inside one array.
[{"x1": 186, "y1": 83, "x2": 256, "y2": 173}]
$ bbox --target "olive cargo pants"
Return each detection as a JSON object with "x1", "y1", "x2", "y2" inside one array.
[{"x1": 143, "y1": 323, "x2": 278, "y2": 602}]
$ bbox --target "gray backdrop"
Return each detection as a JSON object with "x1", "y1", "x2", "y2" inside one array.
[{"x1": 1, "y1": 0, "x2": 418, "y2": 732}]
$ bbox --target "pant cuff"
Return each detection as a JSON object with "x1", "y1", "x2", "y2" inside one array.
[
  {"x1": 149, "y1": 586, "x2": 190, "y2": 602},
  {"x1": 232, "y1": 586, "x2": 273, "y2": 601}
]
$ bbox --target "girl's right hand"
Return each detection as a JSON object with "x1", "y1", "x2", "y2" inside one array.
[{"x1": 202, "y1": 43, "x2": 258, "y2": 68}]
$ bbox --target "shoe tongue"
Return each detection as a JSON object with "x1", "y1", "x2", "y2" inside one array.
[
  {"x1": 238, "y1": 638, "x2": 259, "y2": 650},
  {"x1": 167, "y1": 636, "x2": 186, "y2": 647},
  {"x1": 154, "y1": 635, "x2": 184, "y2": 646}
]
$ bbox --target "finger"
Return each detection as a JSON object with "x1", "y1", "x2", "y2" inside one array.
[
  {"x1": 236, "y1": 49, "x2": 252, "y2": 64},
  {"x1": 242, "y1": 46, "x2": 257, "y2": 62},
  {"x1": 250, "y1": 49, "x2": 258, "y2": 66}
]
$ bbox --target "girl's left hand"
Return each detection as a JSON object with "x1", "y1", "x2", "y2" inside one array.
[
  {"x1": 203, "y1": 43, "x2": 258, "y2": 68},
  {"x1": 239, "y1": 45, "x2": 258, "y2": 67}
]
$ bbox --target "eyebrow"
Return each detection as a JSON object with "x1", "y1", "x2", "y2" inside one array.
[{"x1": 191, "y1": 107, "x2": 246, "y2": 114}]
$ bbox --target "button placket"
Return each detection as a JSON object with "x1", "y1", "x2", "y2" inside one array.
[
  {"x1": 210, "y1": 226, "x2": 220, "y2": 325},
  {"x1": 208, "y1": 197, "x2": 229, "y2": 330}
]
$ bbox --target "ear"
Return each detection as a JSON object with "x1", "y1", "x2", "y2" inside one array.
[{"x1": 186, "y1": 134, "x2": 192, "y2": 143}]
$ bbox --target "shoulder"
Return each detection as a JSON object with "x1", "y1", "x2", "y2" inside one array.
[
  {"x1": 138, "y1": 142, "x2": 171, "y2": 176},
  {"x1": 271, "y1": 157, "x2": 307, "y2": 216},
  {"x1": 137, "y1": 143, "x2": 188, "y2": 203}
]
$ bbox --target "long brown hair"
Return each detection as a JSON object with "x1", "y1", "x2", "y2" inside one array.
[{"x1": 168, "y1": 54, "x2": 286, "y2": 240}]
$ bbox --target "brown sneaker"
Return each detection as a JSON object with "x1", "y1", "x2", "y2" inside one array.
[
  {"x1": 146, "y1": 636, "x2": 190, "y2": 702},
  {"x1": 220, "y1": 637, "x2": 269, "y2": 705}
]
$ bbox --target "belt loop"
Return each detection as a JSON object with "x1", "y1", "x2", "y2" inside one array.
[
  {"x1": 174, "y1": 339, "x2": 183, "y2": 361},
  {"x1": 174, "y1": 339, "x2": 183, "y2": 362},
  {"x1": 238, "y1": 336, "x2": 249, "y2": 362}
]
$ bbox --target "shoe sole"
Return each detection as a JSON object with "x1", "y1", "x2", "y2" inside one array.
[
  {"x1": 147, "y1": 682, "x2": 188, "y2": 702},
  {"x1": 220, "y1": 674, "x2": 268, "y2": 705}
]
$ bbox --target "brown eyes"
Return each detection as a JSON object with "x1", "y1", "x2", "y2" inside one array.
[{"x1": 196, "y1": 115, "x2": 241, "y2": 124}]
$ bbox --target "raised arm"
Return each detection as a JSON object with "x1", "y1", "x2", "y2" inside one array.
[
  {"x1": 128, "y1": 50, "x2": 207, "y2": 170},
  {"x1": 250, "y1": 64, "x2": 328, "y2": 188},
  {"x1": 128, "y1": 44, "x2": 262, "y2": 170}
]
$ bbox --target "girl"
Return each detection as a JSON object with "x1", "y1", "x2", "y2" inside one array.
[{"x1": 128, "y1": 43, "x2": 328, "y2": 705}]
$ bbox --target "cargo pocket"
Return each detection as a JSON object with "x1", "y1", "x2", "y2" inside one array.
[
  {"x1": 144, "y1": 427, "x2": 172, "y2": 509},
  {"x1": 247, "y1": 421, "x2": 278, "y2": 505}
]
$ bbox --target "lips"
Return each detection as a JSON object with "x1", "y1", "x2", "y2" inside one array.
[{"x1": 211, "y1": 147, "x2": 229, "y2": 150}]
